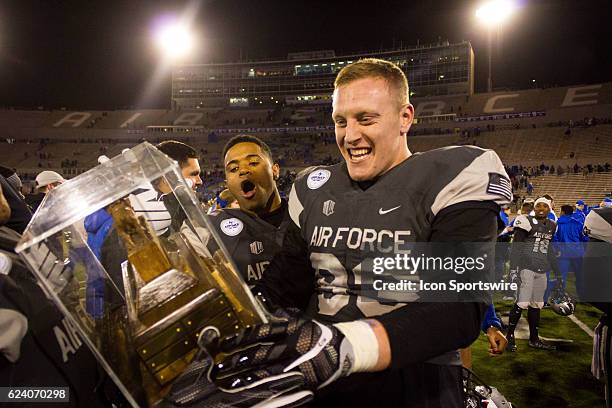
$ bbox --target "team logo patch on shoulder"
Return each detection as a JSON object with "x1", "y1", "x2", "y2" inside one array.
[
  {"x1": 307, "y1": 169, "x2": 331, "y2": 189},
  {"x1": 322, "y1": 200, "x2": 335, "y2": 216},
  {"x1": 220, "y1": 218, "x2": 244, "y2": 236},
  {"x1": 250, "y1": 241, "x2": 264, "y2": 255},
  {"x1": 486, "y1": 173, "x2": 512, "y2": 201}
]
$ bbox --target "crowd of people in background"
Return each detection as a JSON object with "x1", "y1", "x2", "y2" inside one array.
[
  {"x1": 7, "y1": 151, "x2": 612, "y2": 206},
  {"x1": 507, "y1": 162, "x2": 612, "y2": 179}
]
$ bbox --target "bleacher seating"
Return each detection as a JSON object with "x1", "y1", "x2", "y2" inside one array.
[
  {"x1": 3, "y1": 124, "x2": 611, "y2": 172},
  {"x1": 454, "y1": 125, "x2": 612, "y2": 165},
  {"x1": 527, "y1": 172, "x2": 612, "y2": 207},
  {"x1": 1, "y1": 81, "x2": 612, "y2": 202}
]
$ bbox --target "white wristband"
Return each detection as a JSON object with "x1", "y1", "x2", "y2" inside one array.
[{"x1": 334, "y1": 320, "x2": 379, "y2": 373}]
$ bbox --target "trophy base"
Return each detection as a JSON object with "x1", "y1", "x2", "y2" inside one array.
[{"x1": 134, "y1": 288, "x2": 240, "y2": 387}]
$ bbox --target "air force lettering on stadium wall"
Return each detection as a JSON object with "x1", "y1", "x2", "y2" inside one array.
[
  {"x1": 310, "y1": 226, "x2": 412, "y2": 253},
  {"x1": 47, "y1": 83, "x2": 610, "y2": 129},
  {"x1": 413, "y1": 84, "x2": 606, "y2": 116}
]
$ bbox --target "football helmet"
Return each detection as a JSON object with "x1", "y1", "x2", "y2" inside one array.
[
  {"x1": 550, "y1": 285, "x2": 575, "y2": 316},
  {"x1": 463, "y1": 368, "x2": 513, "y2": 408}
]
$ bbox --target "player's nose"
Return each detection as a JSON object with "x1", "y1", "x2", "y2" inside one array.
[{"x1": 344, "y1": 120, "x2": 362, "y2": 145}]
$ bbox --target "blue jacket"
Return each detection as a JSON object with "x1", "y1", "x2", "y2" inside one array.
[
  {"x1": 573, "y1": 210, "x2": 586, "y2": 224},
  {"x1": 481, "y1": 303, "x2": 502, "y2": 332},
  {"x1": 554, "y1": 214, "x2": 588, "y2": 257},
  {"x1": 499, "y1": 210, "x2": 509, "y2": 227},
  {"x1": 84, "y1": 208, "x2": 114, "y2": 260},
  {"x1": 498, "y1": 210, "x2": 512, "y2": 240},
  {"x1": 83, "y1": 208, "x2": 113, "y2": 318}
]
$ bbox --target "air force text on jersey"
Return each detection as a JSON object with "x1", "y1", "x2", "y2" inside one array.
[{"x1": 309, "y1": 225, "x2": 411, "y2": 253}]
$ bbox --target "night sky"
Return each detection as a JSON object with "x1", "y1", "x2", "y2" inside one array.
[{"x1": 1, "y1": 0, "x2": 610, "y2": 110}]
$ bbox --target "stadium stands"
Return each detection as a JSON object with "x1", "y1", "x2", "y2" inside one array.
[
  {"x1": 526, "y1": 172, "x2": 612, "y2": 208},
  {"x1": 465, "y1": 125, "x2": 612, "y2": 165},
  {"x1": 1, "y1": 82, "x2": 611, "y2": 202}
]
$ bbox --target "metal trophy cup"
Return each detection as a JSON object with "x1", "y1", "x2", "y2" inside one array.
[{"x1": 16, "y1": 143, "x2": 267, "y2": 406}]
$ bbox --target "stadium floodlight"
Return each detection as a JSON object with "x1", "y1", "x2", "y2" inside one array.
[
  {"x1": 475, "y1": 0, "x2": 517, "y2": 92},
  {"x1": 475, "y1": 0, "x2": 516, "y2": 26},
  {"x1": 154, "y1": 21, "x2": 195, "y2": 60},
  {"x1": 141, "y1": 4, "x2": 201, "y2": 109}
]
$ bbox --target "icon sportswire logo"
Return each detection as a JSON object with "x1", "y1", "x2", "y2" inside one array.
[{"x1": 378, "y1": 205, "x2": 401, "y2": 215}]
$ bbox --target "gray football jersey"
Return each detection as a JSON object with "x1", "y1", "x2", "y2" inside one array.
[
  {"x1": 512, "y1": 214, "x2": 557, "y2": 272},
  {"x1": 207, "y1": 207, "x2": 289, "y2": 283},
  {"x1": 288, "y1": 146, "x2": 511, "y2": 321}
]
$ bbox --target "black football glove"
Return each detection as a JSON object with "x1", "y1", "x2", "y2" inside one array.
[
  {"x1": 161, "y1": 340, "x2": 312, "y2": 408},
  {"x1": 208, "y1": 318, "x2": 355, "y2": 394}
]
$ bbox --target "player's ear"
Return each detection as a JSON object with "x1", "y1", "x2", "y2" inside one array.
[
  {"x1": 272, "y1": 163, "x2": 280, "y2": 181},
  {"x1": 400, "y1": 103, "x2": 414, "y2": 136}
]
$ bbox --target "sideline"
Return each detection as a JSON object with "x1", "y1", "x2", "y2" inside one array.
[{"x1": 568, "y1": 314, "x2": 595, "y2": 338}]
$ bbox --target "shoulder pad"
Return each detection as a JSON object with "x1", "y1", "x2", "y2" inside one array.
[
  {"x1": 290, "y1": 165, "x2": 338, "y2": 228},
  {"x1": 429, "y1": 147, "x2": 512, "y2": 215},
  {"x1": 513, "y1": 214, "x2": 532, "y2": 232}
]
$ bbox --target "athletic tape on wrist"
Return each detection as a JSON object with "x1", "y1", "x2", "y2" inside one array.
[{"x1": 334, "y1": 321, "x2": 379, "y2": 373}]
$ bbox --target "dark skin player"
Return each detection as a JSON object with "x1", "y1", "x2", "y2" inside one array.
[
  {"x1": 224, "y1": 142, "x2": 281, "y2": 217},
  {"x1": 533, "y1": 201, "x2": 550, "y2": 219}
]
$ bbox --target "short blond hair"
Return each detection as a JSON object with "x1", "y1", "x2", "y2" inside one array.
[{"x1": 334, "y1": 58, "x2": 409, "y2": 107}]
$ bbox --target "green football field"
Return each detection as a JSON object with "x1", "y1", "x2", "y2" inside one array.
[{"x1": 470, "y1": 299, "x2": 605, "y2": 407}]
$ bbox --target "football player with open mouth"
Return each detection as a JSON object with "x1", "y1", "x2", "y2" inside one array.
[{"x1": 206, "y1": 135, "x2": 290, "y2": 285}]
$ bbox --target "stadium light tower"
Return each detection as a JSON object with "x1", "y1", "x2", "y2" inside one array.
[{"x1": 476, "y1": 0, "x2": 517, "y2": 92}]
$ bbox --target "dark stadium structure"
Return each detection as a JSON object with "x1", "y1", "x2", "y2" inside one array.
[{"x1": 171, "y1": 41, "x2": 474, "y2": 108}]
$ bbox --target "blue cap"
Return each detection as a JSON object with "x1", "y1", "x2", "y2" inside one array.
[{"x1": 576, "y1": 200, "x2": 585, "y2": 206}]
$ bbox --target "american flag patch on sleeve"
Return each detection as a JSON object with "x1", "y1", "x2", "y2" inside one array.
[{"x1": 487, "y1": 173, "x2": 512, "y2": 201}]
